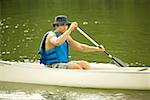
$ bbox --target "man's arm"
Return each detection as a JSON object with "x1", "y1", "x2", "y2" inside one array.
[
  {"x1": 68, "y1": 36, "x2": 105, "y2": 52},
  {"x1": 49, "y1": 22, "x2": 77, "y2": 46}
]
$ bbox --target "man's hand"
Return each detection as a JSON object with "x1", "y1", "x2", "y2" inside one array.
[
  {"x1": 49, "y1": 22, "x2": 78, "y2": 46},
  {"x1": 69, "y1": 22, "x2": 78, "y2": 31},
  {"x1": 96, "y1": 47, "x2": 106, "y2": 52}
]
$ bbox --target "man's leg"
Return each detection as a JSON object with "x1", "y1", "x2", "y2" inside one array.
[
  {"x1": 67, "y1": 61, "x2": 83, "y2": 69},
  {"x1": 74, "y1": 60, "x2": 91, "y2": 70},
  {"x1": 68, "y1": 60, "x2": 91, "y2": 70}
]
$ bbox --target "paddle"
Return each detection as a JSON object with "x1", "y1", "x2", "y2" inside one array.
[{"x1": 76, "y1": 27, "x2": 128, "y2": 67}]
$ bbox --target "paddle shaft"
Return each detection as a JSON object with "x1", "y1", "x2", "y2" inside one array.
[
  {"x1": 76, "y1": 27, "x2": 112, "y2": 57},
  {"x1": 77, "y1": 27, "x2": 126, "y2": 67}
]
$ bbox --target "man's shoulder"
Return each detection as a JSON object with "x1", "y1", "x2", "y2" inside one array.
[{"x1": 47, "y1": 30, "x2": 56, "y2": 38}]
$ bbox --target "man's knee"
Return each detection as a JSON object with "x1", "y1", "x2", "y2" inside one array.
[
  {"x1": 68, "y1": 62, "x2": 82, "y2": 69},
  {"x1": 77, "y1": 60, "x2": 91, "y2": 70},
  {"x1": 80, "y1": 60, "x2": 89, "y2": 64}
]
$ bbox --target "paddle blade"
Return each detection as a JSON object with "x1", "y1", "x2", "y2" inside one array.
[{"x1": 112, "y1": 56, "x2": 128, "y2": 67}]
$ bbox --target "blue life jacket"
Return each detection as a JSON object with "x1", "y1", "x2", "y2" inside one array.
[{"x1": 39, "y1": 31, "x2": 69, "y2": 65}]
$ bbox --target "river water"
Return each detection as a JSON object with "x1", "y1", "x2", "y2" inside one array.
[
  {"x1": 0, "y1": 82, "x2": 149, "y2": 100},
  {"x1": 0, "y1": 0, "x2": 150, "y2": 100}
]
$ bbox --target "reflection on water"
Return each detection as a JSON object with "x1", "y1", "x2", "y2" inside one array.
[
  {"x1": 0, "y1": 92, "x2": 46, "y2": 100},
  {"x1": 0, "y1": 82, "x2": 150, "y2": 100}
]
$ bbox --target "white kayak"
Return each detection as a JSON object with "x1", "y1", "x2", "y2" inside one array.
[{"x1": 0, "y1": 61, "x2": 150, "y2": 90}]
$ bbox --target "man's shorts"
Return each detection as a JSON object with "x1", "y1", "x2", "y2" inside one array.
[{"x1": 45, "y1": 63, "x2": 69, "y2": 69}]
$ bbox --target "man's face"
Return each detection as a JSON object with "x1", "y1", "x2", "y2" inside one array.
[{"x1": 55, "y1": 24, "x2": 68, "y2": 34}]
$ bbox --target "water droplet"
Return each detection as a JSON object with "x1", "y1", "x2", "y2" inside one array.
[
  {"x1": 135, "y1": 62, "x2": 139, "y2": 65},
  {"x1": 17, "y1": 45, "x2": 20, "y2": 47},
  {"x1": 15, "y1": 24, "x2": 20, "y2": 28},
  {"x1": 94, "y1": 21, "x2": 100, "y2": 24},
  {"x1": 31, "y1": 29, "x2": 35, "y2": 31},
  {"x1": 23, "y1": 24, "x2": 26, "y2": 27},
  {"x1": 6, "y1": 51, "x2": 10, "y2": 54},
  {"x1": 2, "y1": 52, "x2": 6, "y2": 54},
  {"x1": 0, "y1": 23, "x2": 4, "y2": 26},
  {"x1": 13, "y1": 48, "x2": 17, "y2": 51},
  {"x1": 15, "y1": 25, "x2": 18, "y2": 28},
  {"x1": 130, "y1": 63, "x2": 134, "y2": 66},
  {"x1": 26, "y1": 37, "x2": 32, "y2": 40},
  {"x1": 24, "y1": 33, "x2": 27, "y2": 36},
  {"x1": 24, "y1": 30, "x2": 29, "y2": 33},
  {"x1": 24, "y1": 56, "x2": 27, "y2": 58},
  {"x1": 5, "y1": 25, "x2": 9, "y2": 29},
  {"x1": 83, "y1": 21, "x2": 88, "y2": 25},
  {"x1": 19, "y1": 56, "x2": 23, "y2": 58},
  {"x1": 4, "y1": 44, "x2": 7, "y2": 46},
  {"x1": 2, "y1": 30, "x2": 4, "y2": 33},
  {"x1": 49, "y1": 92, "x2": 54, "y2": 95},
  {"x1": 142, "y1": 64, "x2": 145, "y2": 66},
  {"x1": 2, "y1": 19, "x2": 6, "y2": 21}
]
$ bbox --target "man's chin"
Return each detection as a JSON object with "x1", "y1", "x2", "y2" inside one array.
[{"x1": 60, "y1": 31, "x2": 65, "y2": 34}]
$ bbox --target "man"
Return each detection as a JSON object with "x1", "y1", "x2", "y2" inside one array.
[{"x1": 39, "y1": 15, "x2": 105, "y2": 70}]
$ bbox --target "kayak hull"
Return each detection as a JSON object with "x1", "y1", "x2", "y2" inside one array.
[{"x1": 0, "y1": 61, "x2": 150, "y2": 90}]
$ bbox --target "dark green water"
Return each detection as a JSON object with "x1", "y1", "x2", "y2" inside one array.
[
  {"x1": 0, "y1": 0, "x2": 150, "y2": 99},
  {"x1": 0, "y1": 0, "x2": 150, "y2": 66}
]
